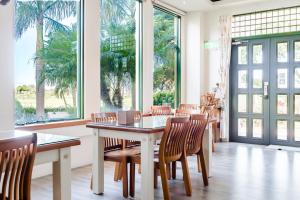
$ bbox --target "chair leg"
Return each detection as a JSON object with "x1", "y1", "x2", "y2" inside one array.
[
  {"x1": 121, "y1": 161, "x2": 129, "y2": 198},
  {"x1": 129, "y1": 162, "x2": 135, "y2": 197},
  {"x1": 138, "y1": 164, "x2": 141, "y2": 174},
  {"x1": 154, "y1": 167, "x2": 158, "y2": 189},
  {"x1": 172, "y1": 161, "x2": 176, "y2": 179},
  {"x1": 197, "y1": 155, "x2": 202, "y2": 173},
  {"x1": 181, "y1": 156, "x2": 192, "y2": 196},
  {"x1": 90, "y1": 176, "x2": 93, "y2": 190},
  {"x1": 199, "y1": 149, "x2": 209, "y2": 186},
  {"x1": 116, "y1": 162, "x2": 123, "y2": 181},
  {"x1": 159, "y1": 162, "x2": 170, "y2": 200},
  {"x1": 166, "y1": 163, "x2": 171, "y2": 180}
]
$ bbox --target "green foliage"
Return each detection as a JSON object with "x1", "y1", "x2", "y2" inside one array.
[
  {"x1": 38, "y1": 26, "x2": 78, "y2": 108},
  {"x1": 16, "y1": 85, "x2": 31, "y2": 94},
  {"x1": 153, "y1": 91, "x2": 175, "y2": 108}
]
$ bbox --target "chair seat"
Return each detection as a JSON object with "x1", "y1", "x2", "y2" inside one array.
[{"x1": 105, "y1": 148, "x2": 141, "y2": 162}]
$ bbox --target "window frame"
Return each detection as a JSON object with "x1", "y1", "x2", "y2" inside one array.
[
  {"x1": 14, "y1": 0, "x2": 84, "y2": 126},
  {"x1": 153, "y1": 5, "x2": 182, "y2": 108}
]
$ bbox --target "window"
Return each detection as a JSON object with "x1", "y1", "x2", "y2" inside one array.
[
  {"x1": 100, "y1": 0, "x2": 142, "y2": 112},
  {"x1": 15, "y1": 0, "x2": 82, "y2": 125},
  {"x1": 153, "y1": 7, "x2": 181, "y2": 108},
  {"x1": 232, "y1": 6, "x2": 300, "y2": 38}
]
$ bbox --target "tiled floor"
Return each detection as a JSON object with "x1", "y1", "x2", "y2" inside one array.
[{"x1": 32, "y1": 142, "x2": 300, "y2": 200}]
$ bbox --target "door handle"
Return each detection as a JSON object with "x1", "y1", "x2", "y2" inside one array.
[{"x1": 264, "y1": 82, "x2": 269, "y2": 98}]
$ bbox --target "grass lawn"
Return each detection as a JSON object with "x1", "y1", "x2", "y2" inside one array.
[{"x1": 16, "y1": 90, "x2": 74, "y2": 109}]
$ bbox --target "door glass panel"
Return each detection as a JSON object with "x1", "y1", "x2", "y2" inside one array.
[
  {"x1": 238, "y1": 70, "x2": 248, "y2": 88},
  {"x1": 295, "y1": 121, "x2": 300, "y2": 141},
  {"x1": 253, "y1": 95, "x2": 263, "y2": 113},
  {"x1": 238, "y1": 118, "x2": 247, "y2": 137},
  {"x1": 238, "y1": 46, "x2": 248, "y2": 65},
  {"x1": 238, "y1": 94, "x2": 247, "y2": 113},
  {"x1": 295, "y1": 95, "x2": 300, "y2": 115},
  {"x1": 277, "y1": 94, "x2": 288, "y2": 114},
  {"x1": 253, "y1": 119, "x2": 263, "y2": 138},
  {"x1": 277, "y1": 120, "x2": 288, "y2": 140},
  {"x1": 253, "y1": 70, "x2": 263, "y2": 88},
  {"x1": 295, "y1": 68, "x2": 300, "y2": 88},
  {"x1": 295, "y1": 41, "x2": 300, "y2": 62},
  {"x1": 253, "y1": 44, "x2": 263, "y2": 64},
  {"x1": 277, "y1": 42, "x2": 288, "y2": 63},
  {"x1": 277, "y1": 68, "x2": 288, "y2": 89}
]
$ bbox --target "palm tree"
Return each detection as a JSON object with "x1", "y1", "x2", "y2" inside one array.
[
  {"x1": 15, "y1": 0, "x2": 77, "y2": 118},
  {"x1": 38, "y1": 26, "x2": 78, "y2": 109}
]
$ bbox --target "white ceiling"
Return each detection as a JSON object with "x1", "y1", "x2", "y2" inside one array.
[{"x1": 160, "y1": 0, "x2": 272, "y2": 12}]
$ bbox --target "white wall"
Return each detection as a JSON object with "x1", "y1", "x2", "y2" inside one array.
[
  {"x1": 0, "y1": 1, "x2": 14, "y2": 131},
  {"x1": 184, "y1": 11, "x2": 207, "y2": 104}
]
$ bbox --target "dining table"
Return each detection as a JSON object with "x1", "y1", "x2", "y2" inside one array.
[
  {"x1": 86, "y1": 115, "x2": 213, "y2": 200},
  {"x1": 0, "y1": 130, "x2": 81, "y2": 200}
]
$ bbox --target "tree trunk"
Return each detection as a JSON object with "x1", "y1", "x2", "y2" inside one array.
[
  {"x1": 35, "y1": 19, "x2": 45, "y2": 119},
  {"x1": 71, "y1": 86, "x2": 77, "y2": 108}
]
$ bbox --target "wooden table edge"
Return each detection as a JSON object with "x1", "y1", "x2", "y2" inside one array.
[{"x1": 37, "y1": 139, "x2": 81, "y2": 152}]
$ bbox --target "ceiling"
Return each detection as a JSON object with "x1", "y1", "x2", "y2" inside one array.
[{"x1": 160, "y1": 0, "x2": 272, "y2": 12}]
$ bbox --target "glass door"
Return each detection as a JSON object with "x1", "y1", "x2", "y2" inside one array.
[
  {"x1": 230, "y1": 39, "x2": 270, "y2": 145},
  {"x1": 270, "y1": 36, "x2": 300, "y2": 146}
]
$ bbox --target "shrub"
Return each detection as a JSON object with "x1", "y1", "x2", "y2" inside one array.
[{"x1": 153, "y1": 91, "x2": 175, "y2": 108}]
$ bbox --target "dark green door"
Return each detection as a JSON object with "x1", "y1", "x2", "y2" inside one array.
[
  {"x1": 230, "y1": 39, "x2": 270, "y2": 145},
  {"x1": 270, "y1": 36, "x2": 300, "y2": 146},
  {"x1": 230, "y1": 35, "x2": 300, "y2": 147}
]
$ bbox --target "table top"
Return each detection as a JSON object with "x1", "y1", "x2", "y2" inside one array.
[
  {"x1": 86, "y1": 116, "x2": 171, "y2": 134},
  {"x1": 0, "y1": 130, "x2": 81, "y2": 152}
]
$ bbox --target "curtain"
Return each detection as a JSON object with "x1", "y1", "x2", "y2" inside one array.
[{"x1": 218, "y1": 15, "x2": 232, "y2": 140}]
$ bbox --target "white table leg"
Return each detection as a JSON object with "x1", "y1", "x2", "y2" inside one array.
[
  {"x1": 141, "y1": 136, "x2": 154, "y2": 200},
  {"x1": 203, "y1": 123, "x2": 213, "y2": 177},
  {"x1": 92, "y1": 129, "x2": 104, "y2": 194},
  {"x1": 53, "y1": 147, "x2": 71, "y2": 200}
]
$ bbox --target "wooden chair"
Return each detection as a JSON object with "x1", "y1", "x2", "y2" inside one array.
[
  {"x1": 0, "y1": 133, "x2": 37, "y2": 200},
  {"x1": 171, "y1": 114, "x2": 209, "y2": 186},
  {"x1": 151, "y1": 105, "x2": 172, "y2": 116},
  {"x1": 91, "y1": 112, "x2": 140, "y2": 198},
  {"x1": 178, "y1": 104, "x2": 200, "y2": 111},
  {"x1": 130, "y1": 117, "x2": 191, "y2": 200}
]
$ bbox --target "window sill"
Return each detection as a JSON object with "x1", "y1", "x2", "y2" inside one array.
[{"x1": 15, "y1": 119, "x2": 91, "y2": 131}]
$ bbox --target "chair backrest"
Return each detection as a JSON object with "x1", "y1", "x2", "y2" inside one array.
[
  {"x1": 159, "y1": 117, "x2": 189, "y2": 163},
  {"x1": 186, "y1": 114, "x2": 208, "y2": 155},
  {"x1": 179, "y1": 104, "x2": 200, "y2": 111},
  {"x1": 0, "y1": 133, "x2": 37, "y2": 200},
  {"x1": 91, "y1": 112, "x2": 122, "y2": 151},
  {"x1": 133, "y1": 111, "x2": 142, "y2": 122},
  {"x1": 151, "y1": 105, "x2": 172, "y2": 116}
]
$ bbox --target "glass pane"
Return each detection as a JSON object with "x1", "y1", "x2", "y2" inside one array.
[
  {"x1": 277, "y1": 42, "x2": 288, "y2": 63},
  {"x1": 238, "y1": 70, "x2": 248, "y2": 89},
  {"x1": 277, "y1": 95, "x2": 288, "y2": 114},
  {"x1": 100, "y1": 0, "x2": 141, "y2": 111},
  {"x1": 295, "y1": 41, "x2": 300, "y2": 62},
  {"x1": 295, "y1": 95, "x2": 300, "y2": 115},
  {"x1": 253, "y1": 44, "x2": 263, "y2": 64},
  {"x1": 253, "y1": 95, "x2": 263, "y2": 113},
  {"x1": 153, "y1": 8, "x2": 180, "y2": 108},
  {"x1": 277, "y1": 120, "x2": 288, "y2": 140},
  {"x1": 238, "y1": 118, "x2": 247, "y2": 137},
  {"x1": 14, "y1": 0, "x2": 82, "y2": 125},
  {"x1": 238, "y1": 94, "x2": 247, "y2": 113},
  {"x1": 238, "y1": 46, "x2": 248, "y2": 65},
  {"x1": 295, "y1": 68, "x2": 300, "y2": 88},
  {"x1": 277, "y1": 68, "x2": 288, "y2": 89},
  {"x1": 253, "y1": 70, "x2": 263, "y2": 88},
  {"x1": 295, "y1": 121, "x2": 300, "y2": 141},
  {"x1": 253, "y1": 119, "x2": 263, "y2": 138}
]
